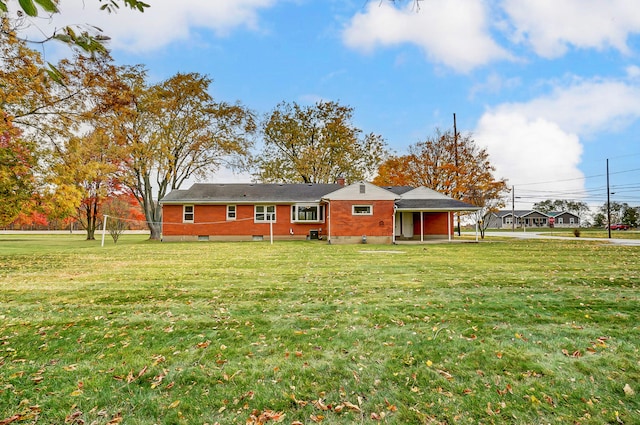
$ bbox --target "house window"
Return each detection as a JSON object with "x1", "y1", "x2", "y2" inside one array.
[
  {"x1": 570, "y1": 217, "x2": 575, "y2": 225},
  {"x1": 557, "y1": 217, "x2": 564, "y2": 224},
  {"x1": 255, "y1": 205, "x2": 276, "y2": 222},
  {"x1": 183, "y1": 205, "x2": 194, "y2": 223},
  {"x1": 291, "y1": 204, "x2": 324, "y2": 222},
  {"x1": 504, "y1": 217, "x2": 513, "y2": 224},
  {"x1": 227, "y1": 205, "x2": 236, "y2": 220},
  {"x1": 352, "y1": 205, "x2": 373, "y2": 215}
]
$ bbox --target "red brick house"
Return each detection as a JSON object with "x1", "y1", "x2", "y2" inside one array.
[{"x1": 159, "y1": 182, "x2": 478, "y2": 244}]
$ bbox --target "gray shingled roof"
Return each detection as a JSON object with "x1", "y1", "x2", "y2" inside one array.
[
  {"x1": 395, "y1": 198, "x2": 478, "y2": 211},
  {"x1": 160, "y1": 183, "x2": 343, "y2": 204},
  {"x1": 160, "y1": 183, "x2": 479, "y2": 211}
]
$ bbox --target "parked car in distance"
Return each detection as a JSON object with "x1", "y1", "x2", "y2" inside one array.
[{"x1": 608, "y1": 223, "x2": 630, "y2": 230}]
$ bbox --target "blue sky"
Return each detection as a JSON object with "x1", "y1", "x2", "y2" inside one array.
[{"x1": 36, "y1": 0, "x2": 640, "y2": 209}]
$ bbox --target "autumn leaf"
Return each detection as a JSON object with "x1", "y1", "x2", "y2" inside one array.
[
  {"x1": 342, "y1": 401, "x2": 361, "y2": 412},
  {"x1": 64, "y1": 410, "x2": 83, "y2": 424},
  {"x1": 436, "y1": 369, "x2": 454, "y2": 381},
  {"x1": 623, "y1": 384, "x2": 635, "y2": 396},
  {"x1": 311, "y1": 399, "x2": 329, "y2": 411},
  {"x1": 105, "y1": 414, "x2": 123, "y2": 425},
  {"x1": 385, "y1": 399, "x2": 397, "y2": 412},
  {"x1": 309, "y1": 414, "x2": 324, "y2": 423},
  {"x1": 168, "y1": 400, "x2": 180, "y2": 409}
]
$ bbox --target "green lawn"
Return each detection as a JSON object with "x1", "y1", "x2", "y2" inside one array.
[{"x1": 1, "y1": 235, "x2": 638, "y2": 424}]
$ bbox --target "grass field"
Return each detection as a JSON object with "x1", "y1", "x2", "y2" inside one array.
[{"x1": 1, "y1": 235, "x2": 638, "y2": 424}]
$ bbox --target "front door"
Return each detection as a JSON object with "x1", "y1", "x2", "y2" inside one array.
[{"x1": 395, "y1": 212, "x2": 414, "y2": 238}]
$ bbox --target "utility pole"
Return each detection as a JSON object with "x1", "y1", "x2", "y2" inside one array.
[
  {"x1": 453, "y1": 113, "x2": 460, "y2": 236},
  {"x1": 606, "y1": 158, "x2": 611, "y2": 239},
  {"x1": 511, "y1": 185, "x2": 515, "y2": 232}
]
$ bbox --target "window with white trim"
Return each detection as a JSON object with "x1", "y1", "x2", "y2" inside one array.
[
  {"x1": 255, "y1": 205, "x2": 276, "y2": 222},
  {"x1": 227, "y1": 205, "x2": 236, "y2": 220},
  {"x1": 557, "y1": 217, "x2": 564, "y2": 224},
  {"x1": 569, "y1": 217, "x2": 575, "y2": 224},
  {"x1": 352, "y1": 205, "x2": 373, "y2": 215},
  {"x1": 291, "y1": 204, "x2": 324, "y2": 222},
  {"x1": 183, "y1": 205, "x2": 194, "y2": 223}
]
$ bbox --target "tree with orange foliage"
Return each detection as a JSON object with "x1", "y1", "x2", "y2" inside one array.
[
  {"x1": 49, "y1": 130, "x2": 124, "y2": 239},
  {"x1": 373, "y1": 129, "x2": 508, "y2": 237},
  {"x1": 0, "y1": 115, "x2": 37, "y2": 226}
]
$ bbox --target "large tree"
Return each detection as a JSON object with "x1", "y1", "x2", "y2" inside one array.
[
  {"x1": 0, "y1": 116, "x2": 37, "y2": 226},
  {"x1": 533, "y1": 199, "x2": 590, "y2": 219},
  {"x1": 106, "y1": 69, "x2": 256, "y2": 240},
  {"x1": 374, "y1": 129, "x2": 508, "y2": 236},
  {"x1": 256, "y1": 100, "x2": 387, "y2": 184},
  {"x1": 49, "y1": 130, "x2": 124, "y2": 239},
  {"x1": 1, "y1": 20, "x2": 123, "y2": 144},
  {"x1": 374, "y1": 129, "x2": 507, "y2": 198}
]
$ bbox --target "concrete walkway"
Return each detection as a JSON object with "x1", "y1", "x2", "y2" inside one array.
[{"x1": 469, "y1": 231, "x2": 640, "y2": 246}]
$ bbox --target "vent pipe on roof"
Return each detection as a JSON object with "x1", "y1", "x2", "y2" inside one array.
[{"x1": 336, "y1": 176, "x2": 345, "y2": 186}]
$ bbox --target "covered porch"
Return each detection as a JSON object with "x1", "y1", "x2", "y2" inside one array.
[{"x1": 389, "y1": 187, "x2": 480, "y2": 243}]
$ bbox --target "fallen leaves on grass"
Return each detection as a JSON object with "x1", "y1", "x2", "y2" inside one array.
[
  {"x1": 562, "y1": 349, "x2": 582, "y2": 358},
  {"x1": 1, "y1": 406, "x2": 42, "y2": 425},
  {"x1": 245, "y1": 409, "x2": 285, "y2": 424},
  {"x1": 196, "y1": 340, "x2": 211, "y2": 349}
]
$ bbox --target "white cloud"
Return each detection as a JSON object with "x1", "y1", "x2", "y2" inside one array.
[
  {"x1": 491, "y1": 79, "x2": 640, "y2": 136},
  {"x1": 626, "y1": 65, "x2": 640, "y2": 79},
  {"x1": 503, "y1": 0, "x2": 640, "y2": 58},
  {"x1": 342, "y1": 0, "x2": 510, "y2": 72},
  {"x1": 475, "y1": 76, "x2": 640, "y2": 203},
  {"x1": 475, "y1": 112, "x2": 584, "y2": 200},
  {"x1": 27, "y1": 0, "x2": 278, "y2": 53}
]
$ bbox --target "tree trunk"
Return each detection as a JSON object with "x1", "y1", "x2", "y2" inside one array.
[{"x1": 148, "y1": 220, "x2": 161, "y2": 240}]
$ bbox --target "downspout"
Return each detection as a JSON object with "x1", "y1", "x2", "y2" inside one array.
[
  {"x1": 325, "y1": 200, "x2": 331, "y2": 244},
  {"x1": 420, "y1": 211, "x2": 424, "y2": 243},
  {"x1": 447, "y1": 211, "x2": 452, "y2": 242}
]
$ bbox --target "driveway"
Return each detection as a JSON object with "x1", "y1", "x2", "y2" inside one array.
[{"x1": 474, "y1": 231, "x2": 640, "y2": 246}]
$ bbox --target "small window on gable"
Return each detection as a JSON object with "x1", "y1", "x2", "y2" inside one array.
[
  {"x1": 227, "y1": 205, "x2": 236, "y2": 220},
  {"x1": 183, "y1": 205, "x2": 194, "y2": 223},
  {"x1": 359, "y1": 184, "x2": 366, "y2": 194},
  {"x1": 352, "y1": 205, "x2": 372, "y2": 215}
]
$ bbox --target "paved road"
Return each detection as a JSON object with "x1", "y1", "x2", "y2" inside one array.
[{"x1": 470, "y1": 231, "x2": 640, "y2": 246}]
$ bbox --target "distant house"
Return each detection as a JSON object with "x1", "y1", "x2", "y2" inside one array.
[
  {"x1": 159, "y1": 182, "x2": 478, "y2": 244},
  {"x1": 487, "y1": 210, "x2": 580, "y2": 229}
]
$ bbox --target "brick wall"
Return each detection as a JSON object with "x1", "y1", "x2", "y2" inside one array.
[
  {"x1": 327, "y1": 200, "x2": 395, "y2": 238},
  {"x1": 413, "y1": 212, "x2": 454, "y2": 236},
  {"x1": 162, "y1": 204, "x2": 327, "y2": 239}
]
